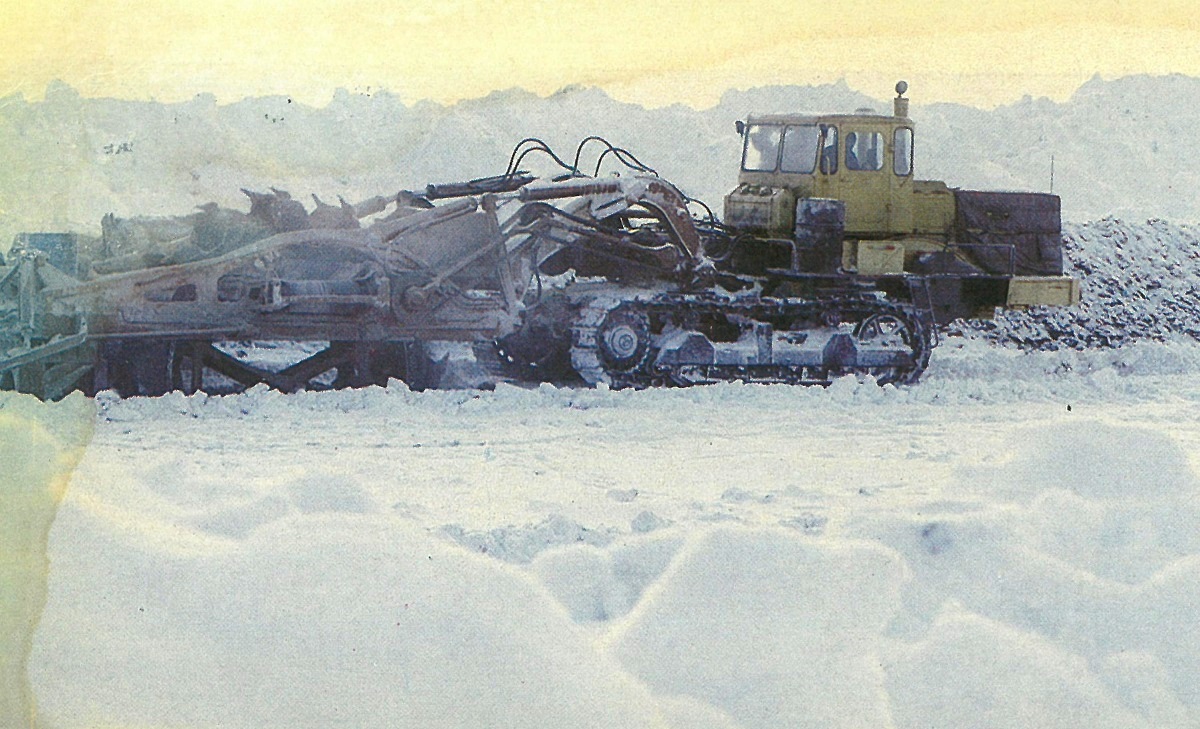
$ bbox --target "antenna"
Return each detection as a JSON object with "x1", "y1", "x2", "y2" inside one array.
[{"x1": 1050, "y1": 154, "x2": 1055, "y2": 194}]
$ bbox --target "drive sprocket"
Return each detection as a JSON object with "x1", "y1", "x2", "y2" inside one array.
[{"x1": 570, "y1": 299, "x2": 653, "y2": 387}]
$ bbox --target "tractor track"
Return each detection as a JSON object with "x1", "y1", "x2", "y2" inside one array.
[{"x1": 569, "y1": 292, "x2": 934, "y2": 389}]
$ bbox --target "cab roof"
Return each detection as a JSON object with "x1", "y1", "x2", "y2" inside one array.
[{"x1": 745, "y1": 112, "x2": 911, "y2": 126}]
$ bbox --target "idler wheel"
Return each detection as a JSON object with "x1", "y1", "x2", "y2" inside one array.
[{"x1": 855, "y1": 312, "x2": 910, "y2": 345}]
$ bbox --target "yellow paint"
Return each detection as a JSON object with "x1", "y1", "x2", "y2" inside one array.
[
  {"x1": 0, "y1": 393, "x2": 94, "y2": 729},
  {"x1": 0, "y1": 1, "x2": 1198, "y2": 108},
  {"x1": 1006, "y1": 275, "x2": 1084, "y2": 308}
]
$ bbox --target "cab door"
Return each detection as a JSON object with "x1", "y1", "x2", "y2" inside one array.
[
  {"x1": 888, "y1": 126, "x2": 914, "y2": 235},
  {"x1": 839, "y1": 126, "x2": 891, "y2": 235}
]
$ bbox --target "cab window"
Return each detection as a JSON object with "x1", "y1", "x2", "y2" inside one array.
[
  {"x1": 742, "y1": 124, "x2": 783, "y2": 172},
  {"x1": 845, "y1": 131, "x2": 884, "y2": 171},
  {"x1": 780, "y1": 125, "x2": 820, "y2": 174},
  {"x1": 894, "y1": 127, "x2": 913, "y2": 176}
]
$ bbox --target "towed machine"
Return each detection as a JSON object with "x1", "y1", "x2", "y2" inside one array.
[{"x1": 0, "y1": 83, "x2": 1078, "y2": 399}]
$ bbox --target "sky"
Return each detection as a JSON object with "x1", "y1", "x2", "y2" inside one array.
[{"x1": 1, "y1": 0, "x2": 1199, "y2": 109}]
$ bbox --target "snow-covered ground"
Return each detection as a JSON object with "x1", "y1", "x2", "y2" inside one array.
[{"x1": 24, "y1": 337, "x2": 1200, "y2": 729}]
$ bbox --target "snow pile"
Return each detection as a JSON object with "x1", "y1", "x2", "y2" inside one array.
[
  {"x1": 7, "y1": 73, "x2": 1200, "y2": 250},
  {"x1": 607, "y1": 530, "x2": 906, "y2": 729},
  {"x1": 854, "y1": 422, "x2": 1200, "y2": 727},
  {"x1": 13, "y1": 70, "x2": 1200, "y2": 729},
  {"x1": 883, "y1": 607, "x2": 1154, "y2": 729},
  {"x1": 949, "y1": 218, "x2": 1200, "y2": 350},
  {"x1": 914, "y1": 74, "x2": 1200, "y2": 222},
  {"x1": 31, "y1": 510, "x2": 668, "y2": 729}
]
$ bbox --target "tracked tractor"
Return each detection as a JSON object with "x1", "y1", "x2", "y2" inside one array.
[{"x1": 720, "y1": 81, "x2": 1077, "y2": 325}]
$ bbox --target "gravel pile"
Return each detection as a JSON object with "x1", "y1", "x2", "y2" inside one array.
[{"x1": 948, "y1": 219, "x2": 1200, "y2": 350}]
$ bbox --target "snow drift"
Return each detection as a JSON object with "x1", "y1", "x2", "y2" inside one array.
[{"x1": 24, "y1": 358, "x2": 1200, "y2": 727}]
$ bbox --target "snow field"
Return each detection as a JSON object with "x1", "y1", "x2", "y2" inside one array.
[
  {"x1": 0, "y1": 393, "x2": 91, "y2": 729},
  {"x1": 33, "y1": 509, "x2": 674, "y2": 728},
  {"x1": 25, "y1": 344, "x2": 1200, "y2": 728}
]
